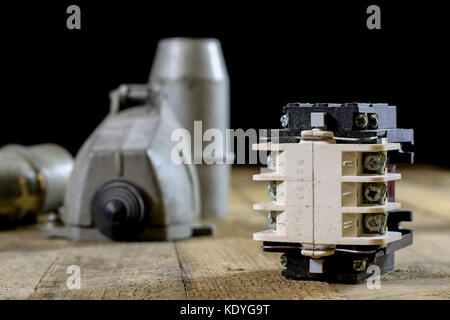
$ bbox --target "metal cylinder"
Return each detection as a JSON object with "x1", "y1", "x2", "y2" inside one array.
[
  {"x1": 149, "y1": 37, "x2": 231, "y2": 219},
  {"x1": 0, "y1": 144, "x2": 74, "y2": 222}
]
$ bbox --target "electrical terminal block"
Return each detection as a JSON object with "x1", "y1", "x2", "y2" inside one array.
[{"x1": 253, "y1": 103, "x2": 414, "y2": 283}]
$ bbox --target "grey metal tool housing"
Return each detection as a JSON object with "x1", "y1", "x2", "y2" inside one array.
[{"x1": 45, "y1": 86, "x2": 202, "y2": 241}]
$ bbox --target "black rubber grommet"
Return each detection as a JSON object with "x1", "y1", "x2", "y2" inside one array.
[{"x1": 91, "y1": 179, "x2": 148, "y2": 241}]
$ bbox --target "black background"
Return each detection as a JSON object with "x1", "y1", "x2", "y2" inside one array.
[
  {"x1": 1, "y1": 300, "x2": 445, "y2": 319},
  {"x1": 1, "y1": 1, "x2": 448, "y2": 165}
]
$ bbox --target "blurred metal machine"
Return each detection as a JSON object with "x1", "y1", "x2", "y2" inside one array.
[
  {"x1": 44, "y1": 37, "x2": 230, "y2": 241},
  {"x1": 0, "y1": 144, "x2": 73, "y2": 227},
  {"x1": 149, "y1": 38, "x2": 231, "y2": 220},
  {"x1": 45, "y1": 86, "x2": 204, "y2": 241}
]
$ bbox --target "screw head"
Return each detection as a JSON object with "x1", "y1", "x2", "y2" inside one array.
[
  {"x1": 365, "y1": 215, "x2": 382, "y2": 232},
  {"x1": 354, "y1": 113, "x2": 369, "y2": 129},
  {"x1": 353, "y1": 259, "x2": 367, "y2": 272},
  {"x1": 364, "y1": 183, "x2": 386, "y2": 204},
  {"x1": 267, "y1": 152, "x2": 276, "y2": 170},
  {"x1": 280, "y1": 114, "x2": 289, "y2": 127},
  {"x1": 268, "y1": 182, "x2": 277, "y2": 199},
  {"x1": 364, "y1": 213, "x2": 387, "y2": 233},
  {"x1": 368, "y1": 113, "x2": 379, "y2": 129},
  {"x1": 363, "y1": 153, "x2": 386, "y2": 174},
  {"x1": 268, "y1": 211, "x2": 277, "y2": 229}
]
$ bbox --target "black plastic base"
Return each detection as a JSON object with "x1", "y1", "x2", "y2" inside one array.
[
  {"x1": 279, "y1": 249, "x2": 393, "y2": 283},
  {"x1": 262, "y1": 210, "x2": 413, "y2": 284}
]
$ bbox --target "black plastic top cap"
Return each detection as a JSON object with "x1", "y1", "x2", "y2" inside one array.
[
  {"x1": 91, "y1": 179, "x2": 149, "y2": 241},
  {"x1": 103, "y1": 199, "x2": 128, "y2": 223}
]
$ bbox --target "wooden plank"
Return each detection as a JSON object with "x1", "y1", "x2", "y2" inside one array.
[
  {"x1": 0, "y1": 165, "x2": 449, "y2": 299},
  {"x1": 175, "y1": 237, "x2": 344, "y2": 300},
  {"x1": 333, "y1": 211, "x2": 450, "y2": 299},
  {"x1": 30, "y1": 242, "x2": 186, "y2": 299},
  {"x1": 333, "y1": 277, "x2": 450, "y2": 300},
  {"x1": 0, "y1": 226, "x2": 68, "y2": 300}
]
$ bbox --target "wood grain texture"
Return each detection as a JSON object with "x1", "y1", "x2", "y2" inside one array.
[
  {"x1": 0, "y1": 165, "x2": 449, "y2": 299},
  {"x1": 175, "y1": 238, "x2": 343, "y2": 300},
  {"x1": 29, "y1": 242, "x2": 186, "y2": 299},
  {"x1": 0, "y1": 227, "x2": 69, "y2": 299}
]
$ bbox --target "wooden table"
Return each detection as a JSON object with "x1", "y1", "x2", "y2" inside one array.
[{"x1": 1, "y1": 165, "x2": 449, "y2": 299}]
